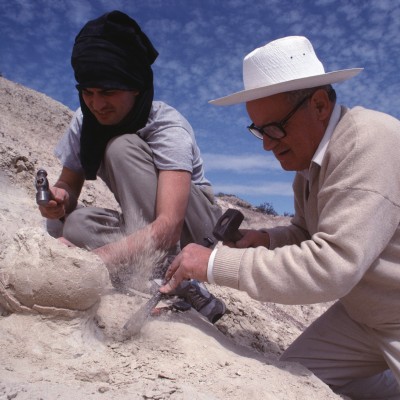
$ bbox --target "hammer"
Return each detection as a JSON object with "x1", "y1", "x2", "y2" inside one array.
[
  {"x1": 212, "y1": 208, "x2": 244, "y2": 243},
  {"x1": 35, "y1": 169, "x2": 51, "y2": 205}
]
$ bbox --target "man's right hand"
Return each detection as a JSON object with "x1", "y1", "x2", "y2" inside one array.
[
  {"x1": 38, "y1": 186, "x2": 69, "y2": 219},
  {"x1": 159, "y1": 243, "x2": 211, "y2": 294}
]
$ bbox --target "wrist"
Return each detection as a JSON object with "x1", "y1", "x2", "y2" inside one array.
[{"x1": 258, "y1": 229, "x2": 271, "y2": 248}]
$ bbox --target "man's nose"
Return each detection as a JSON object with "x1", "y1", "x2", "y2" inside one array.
[
  {"x1": 91, "y1": 94, "x2": 106, "y2": 111},
  {"x1": 262, "y1": 135, "x2": 278, "y2": 151}
]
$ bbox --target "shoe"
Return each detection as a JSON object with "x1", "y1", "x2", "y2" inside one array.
[{"x1": 171, "y1": 280, "x2": 226, "y2": 323}]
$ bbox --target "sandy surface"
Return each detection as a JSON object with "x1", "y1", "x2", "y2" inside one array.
[{"x1": 0, "y1": 77, "x2": 343, "y2": 400}]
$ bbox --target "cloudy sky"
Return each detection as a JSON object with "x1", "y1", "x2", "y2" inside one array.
[{"x1": 1, "y1": 0, "x2": 399, "y2": 215}]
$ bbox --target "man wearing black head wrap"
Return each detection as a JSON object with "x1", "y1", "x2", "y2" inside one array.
[
  {"x1": 38, "y1": 11, "x2": 225, "y2": 323},
  {"x1": 71, "y1": 10, "x2": 158, "y2": 180}
]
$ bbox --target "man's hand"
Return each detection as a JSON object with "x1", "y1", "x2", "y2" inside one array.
[
  {"x1": 38, "y1": 167, "x2": 84, "y2": 219},
  {"x1": 38, "y1": 186, "x2": 69, "y2": 219},
  {"x1": 159, "y1": 243, "x2": 212, "y2": 293},
  {"x1": 91, "y1": 239, "x2": 133, "y2": 274},
  {"x1": 224, "y1": 229, "x2": 270, "y2": 249}
]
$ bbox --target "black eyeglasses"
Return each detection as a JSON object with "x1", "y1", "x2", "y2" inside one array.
[{"x1": 247, "y1": 93, "x2": 312, "y2": 140}]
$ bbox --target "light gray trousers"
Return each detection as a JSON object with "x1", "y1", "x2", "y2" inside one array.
[
  {"x1": 62, "y1": 134, "x2": 222, "y2": 251},
  {"x1": 281, "y1": 302, "x2": 400, "y2": 400}
]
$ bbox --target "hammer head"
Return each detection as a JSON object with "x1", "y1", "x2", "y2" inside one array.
[
  {"x1": 35, "y1": 169, "x2": 51, "y2": 206},
  {"x1": 212, "y1": 209, "x2": 244, "y2": 242}
]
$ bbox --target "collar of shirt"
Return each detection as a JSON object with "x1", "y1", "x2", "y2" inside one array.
[{"x1": 299, "y1": 102, "x2": 341, "y2": 180}]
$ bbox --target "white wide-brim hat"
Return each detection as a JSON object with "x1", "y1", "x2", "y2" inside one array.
[{"x1": 210, "y1": 36, "x2": 363, "y2": 106}]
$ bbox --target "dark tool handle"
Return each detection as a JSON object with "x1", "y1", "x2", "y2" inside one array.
[{"x1": 212, "y1": 209, "x2": 244, "y2": 242}]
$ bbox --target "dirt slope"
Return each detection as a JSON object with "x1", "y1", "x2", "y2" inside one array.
[{"x1": 0, "y1": 77, "x2": 340, "y2": 400}]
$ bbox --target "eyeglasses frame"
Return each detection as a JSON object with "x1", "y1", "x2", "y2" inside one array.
[{"x1": 247, "y1": 92, "x2": 313, "y2": 141}]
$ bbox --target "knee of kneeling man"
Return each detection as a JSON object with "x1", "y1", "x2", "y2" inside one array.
[
  {"x1": 62, "y1": 208, "x2": 91, "y2": 247},
  {"x1": 105, "y1": 134, "x2": 151, "y2": 163}
]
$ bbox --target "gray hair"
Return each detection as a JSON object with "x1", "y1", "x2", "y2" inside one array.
[{"x1": 285, "y1": 85, "x2": 336, "y2": 106}]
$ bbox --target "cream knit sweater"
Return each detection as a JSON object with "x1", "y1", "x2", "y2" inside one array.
[{"x1": 213, "y1": 106, "x2": 400, "y2": 327}]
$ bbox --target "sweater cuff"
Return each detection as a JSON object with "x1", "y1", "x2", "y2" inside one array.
[
  {"x1": 212, "y1": 246, "x2": 246, "y2": 289},
  {"x1": 207, "y1": 247, "x2": 218, "y2": 284}
]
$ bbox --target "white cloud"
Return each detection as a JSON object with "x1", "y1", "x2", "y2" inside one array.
[
  {"x1": 202, "y1": 153, "x2": 281, "y2": 173},
  {"x1": 213, "y1": 182, "x2": 293, "y2": 197}
]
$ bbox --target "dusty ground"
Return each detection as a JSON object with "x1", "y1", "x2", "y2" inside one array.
[{"x1": 0, "y1": 77, "x2": 341, "y2": 400}]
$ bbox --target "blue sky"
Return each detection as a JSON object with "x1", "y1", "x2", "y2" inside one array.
[{"x1": 1, "y1": 0, "x2": 400, "y2": 215}]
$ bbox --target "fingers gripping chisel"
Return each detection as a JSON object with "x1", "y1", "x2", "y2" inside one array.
[{"x1": 122, "y1": 208, "x2": 244, "y2": 338}]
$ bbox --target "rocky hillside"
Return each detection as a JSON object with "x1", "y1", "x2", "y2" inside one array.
[{"x1": 0, "y1": 77, "x2": 339, "y2": 400}]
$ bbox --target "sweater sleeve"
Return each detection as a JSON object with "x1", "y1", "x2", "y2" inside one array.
[
  {"x1": 212, "y1": 107, "x2": 400, "y2": 308},
  {"x1": 265, "y1": 173, "x2": 312, "y2": 249}
]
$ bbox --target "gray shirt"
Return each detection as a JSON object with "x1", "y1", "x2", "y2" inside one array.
[{"x1": 55, "y1": 101, "x2": 211, "y2": 186}]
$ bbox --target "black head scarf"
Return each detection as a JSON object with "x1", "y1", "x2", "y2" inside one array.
[{"x1": 71, "y1": 10, "x2": 159, "y2": 179}]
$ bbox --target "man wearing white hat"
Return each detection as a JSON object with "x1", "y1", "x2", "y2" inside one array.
[{"x1": 161, "y1": 36, "x2": 400, "y2": 398}]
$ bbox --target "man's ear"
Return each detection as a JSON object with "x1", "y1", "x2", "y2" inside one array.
[{"x1": 310, "y1": 89, "x2": 333, "y2": 121}]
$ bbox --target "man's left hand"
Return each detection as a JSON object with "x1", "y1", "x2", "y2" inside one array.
[{"x1": 159, "y1": 243, "x2": 212, "y2": 293}]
